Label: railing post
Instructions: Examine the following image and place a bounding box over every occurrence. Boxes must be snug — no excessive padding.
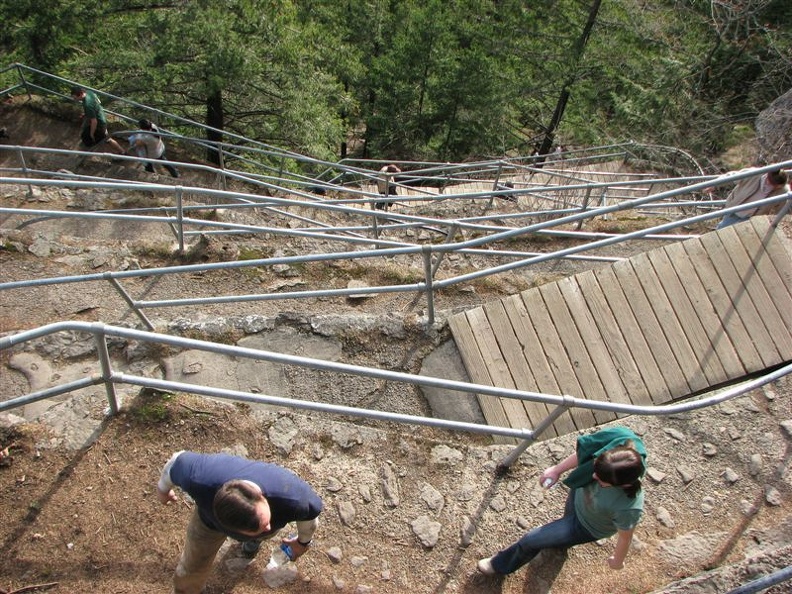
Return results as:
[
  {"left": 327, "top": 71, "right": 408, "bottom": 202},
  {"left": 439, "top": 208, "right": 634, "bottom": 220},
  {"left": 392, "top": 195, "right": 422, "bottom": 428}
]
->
[
  {"left": 422, "top": 245, "right": 435, "bottom": 325},
  {"left": 217, "top": 145, "right": 227, "bottom": 191},
  {"left": 371, "top": 202, "right": 380, "bottom": 242},
  {"left": 218, "top": 144, "right": 226, "bottom": 172},
  {"left": 93, "top": 324, "right": 120, "bottom": 415},
  {"left": 484, "top": 163, "right": 504, "bottom": 212},
  {"left": 600, "top": 189, "right": 609, "bottom": 220},
  {"left": 431, "top": 223, "right": 459, "bottom": 277},
  {"left": 15, "top": 64, "right": 33, "bottom": 101},
  {"left": 575, "top": 187, "right": 593, "bottom": 230},
  {"left": 497, "top": 396, "right": 573, "bottom": 470},
  {"left": 492, "top": 163, "right": 503, "bottom": 191},
  {"left": 16, "top": 147, "right": 34, "bottom": 200},
  {"left": 176, "top": 186, "right": 184, "bottom": 253}
]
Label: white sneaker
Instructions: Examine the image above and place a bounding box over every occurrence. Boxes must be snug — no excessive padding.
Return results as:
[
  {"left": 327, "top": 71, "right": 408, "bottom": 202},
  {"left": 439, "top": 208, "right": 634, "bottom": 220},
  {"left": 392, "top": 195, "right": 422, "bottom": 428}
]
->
[{"left": 477, "top": 557, "right": 497, "bottom": 576}]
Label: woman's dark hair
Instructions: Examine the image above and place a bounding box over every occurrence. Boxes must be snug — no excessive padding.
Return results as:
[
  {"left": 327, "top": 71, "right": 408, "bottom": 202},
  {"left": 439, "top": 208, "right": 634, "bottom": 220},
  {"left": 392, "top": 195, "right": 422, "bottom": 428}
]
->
[
  {"left": 138, "top": 119, "right": 153, "bottom": 130},
  {"left": 593, "top": 442, "right": 644, "bottom": 498},
  {"left": 767, "top": 169, "right": 788, "bottom": 186},
  {"left": 213, "top": 480, "right": 263, "bottom": 533}
]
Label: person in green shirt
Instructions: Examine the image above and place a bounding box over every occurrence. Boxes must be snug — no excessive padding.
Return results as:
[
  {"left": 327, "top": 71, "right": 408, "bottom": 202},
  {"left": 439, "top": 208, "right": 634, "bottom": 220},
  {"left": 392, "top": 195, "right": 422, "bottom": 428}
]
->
[
  {"left": 478, "top": 426, "right": 646, "bottom": 576},
  {"left": 71, "top": 86, "right": 124, "bottom": 154}
]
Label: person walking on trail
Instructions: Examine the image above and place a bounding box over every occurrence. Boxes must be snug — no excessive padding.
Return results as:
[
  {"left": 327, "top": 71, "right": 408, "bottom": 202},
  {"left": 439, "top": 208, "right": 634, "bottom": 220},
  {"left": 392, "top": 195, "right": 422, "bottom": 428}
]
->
[
  {"left": 157, "top": 450, "right": 323, "bottom": 594},
  {"left": 477, "top": 426, "right": 647, "bottom": 576},
  {"left": 717, "top": 168, "right": 790, "bottom": 229},
  {"left": 129, "top": 118, "right": 179, "bottom": 177},
  {"left": 70, "top": 86, "right": 124, "bottom": 154},
  {"left": 375, "top": 163, "right": 401, "bottom": 210}
]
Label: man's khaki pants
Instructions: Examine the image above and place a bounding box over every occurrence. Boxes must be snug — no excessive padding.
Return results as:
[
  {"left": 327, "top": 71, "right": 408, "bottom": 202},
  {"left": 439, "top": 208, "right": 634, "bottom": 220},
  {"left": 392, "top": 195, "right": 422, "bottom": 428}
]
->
[{"left": 173, "top": 510, "right": 230, "bottom": 594}]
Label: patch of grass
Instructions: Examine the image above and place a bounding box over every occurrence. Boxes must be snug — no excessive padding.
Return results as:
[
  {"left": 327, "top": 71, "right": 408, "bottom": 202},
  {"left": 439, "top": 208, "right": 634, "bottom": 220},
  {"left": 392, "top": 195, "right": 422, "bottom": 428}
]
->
[
  {"left": 374, "top": 263, "right": 424, "bottom": 285},
  {"left": 441, "top": 269, "right": 533, "bottom": 297},
  {"left": 238, "top": 246, "right": 271, "bottom": 261},
  {"left": 129, "top": 389, "right": 175, "bottom": 423},
  {"left": 586, "top": 215, "right": 656, "bottom": 234},
  {"left": 239, "top": 266, "right": 263, "bottom": 280}
]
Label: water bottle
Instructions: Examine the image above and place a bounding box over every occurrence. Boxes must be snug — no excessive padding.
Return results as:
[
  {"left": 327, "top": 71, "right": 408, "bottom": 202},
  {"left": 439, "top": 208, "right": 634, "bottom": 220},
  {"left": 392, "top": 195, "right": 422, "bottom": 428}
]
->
[
  {"left": 266, "top": 543, "right": 293, "bottom": 570},
  {"left": 542, "top": 477, "right": 555, "bottom": 489}
]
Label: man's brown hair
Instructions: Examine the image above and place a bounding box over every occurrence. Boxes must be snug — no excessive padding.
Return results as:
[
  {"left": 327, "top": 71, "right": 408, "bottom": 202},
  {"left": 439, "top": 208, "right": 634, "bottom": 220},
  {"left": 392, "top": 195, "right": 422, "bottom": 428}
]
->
[{"left": 213, "top": 480, "right": 263, "bottom": 533}]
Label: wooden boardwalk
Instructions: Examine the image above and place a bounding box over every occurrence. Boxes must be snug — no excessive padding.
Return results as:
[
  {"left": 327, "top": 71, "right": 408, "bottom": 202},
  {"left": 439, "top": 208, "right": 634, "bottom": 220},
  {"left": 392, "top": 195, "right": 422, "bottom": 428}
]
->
[{"left": 448, "top": 217, "right": 792, "bottom": 440}]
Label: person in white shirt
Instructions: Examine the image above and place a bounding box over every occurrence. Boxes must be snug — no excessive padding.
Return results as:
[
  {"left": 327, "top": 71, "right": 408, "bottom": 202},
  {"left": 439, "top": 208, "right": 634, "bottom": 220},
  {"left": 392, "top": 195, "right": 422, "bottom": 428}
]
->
[
  {"left": 375, "top": 163, "right": 401, "bottom": 210},
  {"left": 128, "top": 119, "right": 179, "bottom": 177},
  {"left": 717, "top": 168, "right": 789, "bottom": 229}
]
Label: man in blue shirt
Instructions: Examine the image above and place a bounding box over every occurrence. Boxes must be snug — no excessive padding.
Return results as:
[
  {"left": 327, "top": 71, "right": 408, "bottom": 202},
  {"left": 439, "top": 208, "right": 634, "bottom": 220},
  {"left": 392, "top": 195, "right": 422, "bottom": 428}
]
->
[{"left": 157, "top": 450, "right": 323, "bottom": 594}]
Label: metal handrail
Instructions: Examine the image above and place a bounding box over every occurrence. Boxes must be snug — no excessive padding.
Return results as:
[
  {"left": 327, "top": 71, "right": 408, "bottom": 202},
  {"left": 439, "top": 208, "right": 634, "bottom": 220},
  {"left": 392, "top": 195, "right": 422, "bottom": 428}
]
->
[
  {"left": 723, "top": 565, "right": 792, "bottom": 594},
  {"left": 2, "top": 322, "right": 790, "bottom": 464},
  {"left": 2, "top": 163, "right": 791, "bottom": 327}
]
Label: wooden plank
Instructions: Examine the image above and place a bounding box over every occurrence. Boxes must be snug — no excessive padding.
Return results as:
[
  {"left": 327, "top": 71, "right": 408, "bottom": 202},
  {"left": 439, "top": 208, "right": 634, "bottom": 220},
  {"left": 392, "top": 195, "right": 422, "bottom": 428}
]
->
[
  {"left": 645, "top": 248, "right": 727, "bottom": 385},
  {"left": 556, "top": 275, "right": 633, "bottom": 409},
  {"left": 749, "top": 218, "right": 792, "bottom": 292},
  {"left": 592, "top": 265, "right": 672, "bottom": 404},
  {"left": 575, "top": 270, "right": 660, "bottom": 406},
  {"left": 502, "top": 294, "right": 578, "bottom": 436},
  {"left": 483, "top": 299, "right": 560, "bottom": 438},
  {"left": 519, "top": 288, "right": 598, "bottom": 431},
  {"left": 469, "top": 305, "right": 534, "bottom": 435},
  {"left": 681, "top": 237, "right": 777, "bottom": 369},
  {"left": 733, "top": 223, "right": 792, "bottom": 336},
  {"left": 629, "top": 252, "right": 710, "bottom": 392},
  {"left": 663, "top": 241, "right": 747, "bottom": 379},
  {"left": 716, "top": 226, "right": 792, "bottom": 356},
  {"left": 447, "top": 311, "right": 511, "bottom": 435},
  {"left": 609, "top": 259, "right": 692, "bottom": 396},
  {"left": 540, "top": 281, "right": 617, "bottom": 425},
  {"left": 699, "top": 231, "right": 782, "bottom": 366}
]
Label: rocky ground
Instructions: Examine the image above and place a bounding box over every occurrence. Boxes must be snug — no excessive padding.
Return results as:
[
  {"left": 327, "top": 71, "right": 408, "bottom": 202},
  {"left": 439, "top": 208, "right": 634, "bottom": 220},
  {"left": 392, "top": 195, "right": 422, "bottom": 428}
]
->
[{"left": 1, "top": 102, "right": 791, "bottom": 594}]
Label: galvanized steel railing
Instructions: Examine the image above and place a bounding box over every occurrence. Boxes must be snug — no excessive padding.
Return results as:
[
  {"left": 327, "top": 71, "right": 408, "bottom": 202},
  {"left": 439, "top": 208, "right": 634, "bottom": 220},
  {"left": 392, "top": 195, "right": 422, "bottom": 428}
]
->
[
  {"left": 2, "top": 162, "right": 791, "bottom": 327},
  {"left": 1, "top": 321, "right": 790, "bottom": 469}
]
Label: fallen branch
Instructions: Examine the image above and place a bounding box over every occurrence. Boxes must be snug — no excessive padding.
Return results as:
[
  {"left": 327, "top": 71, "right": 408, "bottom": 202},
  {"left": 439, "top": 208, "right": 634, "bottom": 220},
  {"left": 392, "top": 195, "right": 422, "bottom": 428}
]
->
[{"left": 1, "top": 581, "right": 60, "bottom": 594}]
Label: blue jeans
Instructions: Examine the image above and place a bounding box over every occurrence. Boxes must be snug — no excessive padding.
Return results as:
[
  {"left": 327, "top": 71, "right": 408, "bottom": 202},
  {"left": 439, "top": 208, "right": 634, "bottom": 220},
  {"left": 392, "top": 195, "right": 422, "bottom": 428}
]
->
[
  {"left": 490, "top": 489, "right": 596, "bottom": 574},
  {"left": 717, "top": 212, "right": 745, "bottom": 229}
]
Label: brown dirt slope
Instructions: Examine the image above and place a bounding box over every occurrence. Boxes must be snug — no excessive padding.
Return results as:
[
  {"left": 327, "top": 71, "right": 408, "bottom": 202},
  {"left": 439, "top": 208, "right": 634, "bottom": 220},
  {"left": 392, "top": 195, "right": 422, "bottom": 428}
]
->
[{"left": 1, "top": 99, "right": 792, "bottom": 594}]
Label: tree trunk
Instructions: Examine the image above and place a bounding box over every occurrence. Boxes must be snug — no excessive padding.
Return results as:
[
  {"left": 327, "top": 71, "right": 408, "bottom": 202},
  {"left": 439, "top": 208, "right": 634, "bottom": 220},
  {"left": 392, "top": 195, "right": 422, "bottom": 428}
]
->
[
  {"left": 538, "top": 0, "right": 602, "bottom": 156},
  {"left": 206, "top": 89, "right": 224, "bottom": 166}
]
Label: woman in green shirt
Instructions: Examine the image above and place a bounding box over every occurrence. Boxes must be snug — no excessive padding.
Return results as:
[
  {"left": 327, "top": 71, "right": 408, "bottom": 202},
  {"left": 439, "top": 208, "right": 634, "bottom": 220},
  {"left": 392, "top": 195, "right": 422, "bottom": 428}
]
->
[{"left": 478, "top": 426, "right": 646, "bottom": 576}]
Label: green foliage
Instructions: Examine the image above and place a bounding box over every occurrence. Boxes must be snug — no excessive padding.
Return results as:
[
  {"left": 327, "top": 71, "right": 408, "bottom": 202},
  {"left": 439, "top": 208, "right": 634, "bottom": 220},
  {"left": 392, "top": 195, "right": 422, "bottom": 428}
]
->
[
  {"left": 0, "top": 0, "right": 102, "bottom": 70},
  {"left": 1, "top": 0, "right": 790, "bottom": 164},
  {"left": 130, "top": 389, "right": 174, "bottom": 423}
]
